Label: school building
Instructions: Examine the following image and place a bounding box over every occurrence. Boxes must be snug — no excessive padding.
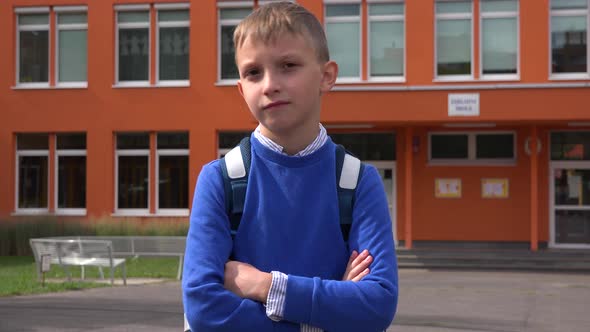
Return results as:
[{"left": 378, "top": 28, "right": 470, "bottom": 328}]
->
[{"left": 1, "top": 0, "right": 589, "bottom": 250}]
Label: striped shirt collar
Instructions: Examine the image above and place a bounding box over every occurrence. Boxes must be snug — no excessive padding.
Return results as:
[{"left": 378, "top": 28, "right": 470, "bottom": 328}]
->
[{"left": 254, "top": 124, "right": 327, "bottom": 157}]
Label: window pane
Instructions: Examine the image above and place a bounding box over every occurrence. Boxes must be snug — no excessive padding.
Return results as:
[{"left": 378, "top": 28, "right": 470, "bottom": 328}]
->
[
  {"left": 437, "top": 19, "right": 471, "bottom": 75},
  {"left": 327, "top": 22, "right": 360, "bottom": 77},
  {"left": 481, "top": 0, "right": 518, "bottom": 12},
  {"left": 551, "top": 16, "right": 587, "bottom": 74},
  {"left": 369, "top": 4, "right": 404, "bottom": 16},
  {"left": 219, "top": 132, "right": 251, "bottom": 149},
  {"left": 19, "top": 31, "right": 49, "bottom": 83},
  {"left": 117, "top": 133, "right": 150, "bottom": 149},
  {"left": 158, "top": 132, "right": 188, "bottom": 149},
  {"left": 118, "top": 29, "right": 149, "bottom": 81},
  {"left": 370, "top": 21, "right": 404, "bottom": 76},
  {"left": 555, "top": 210, "right": 590, "bottom": 244},
  {"left": 159, "top": 156, "right": 188, "bottom": 209},
  {"left": 159, "top": 27, "right": 189, "bottom": 80},
  {"left": 330, "top": 133, "right": 396, "bottom": 160},
  {"left": 59, "top": 30, "right": 87, "bottom": 82},
  {"left": 159, "top": 10, "right": 189, "bottom": 22},
  {"left": 326, "top": 5, "right": 360, "bottom": 17},
  {"left": 18, "top": 156, "right": 48, "bottom": 208},
  {"left": 58, "top": 13, "right": 87, "bottom": 25},
  {"left": 551, "top": 0, "right": 588, "bottom": 10},
  {"left": 551, "top": 132, "right": 590, "bottom": 160},
  {"left": 221, "top": 25, "right": 239, "bottom": 79},
  {"left": 57, "top": 133, "right": 86, "bottom": 149},
  {"left": 118, "top": 11, "right": 149, "bottom": 23},
  {"left": 476, "top": 134, "right": 514, "bottom": 159},
  {"left": 118, "top": 156, "right": 148, "bottom": 209},
  {"left": 482, "top": 18, "right": 517, "bottom": 74},
  {"left": 17, "top": 134, "right": 48, "bottom": 150},
  {"left": 554, "top": 169, "right": 590, "bottom": 206},
  {"left": 58, "top": 156, "right": 86, "bottom": 209},
  {"left": 19, "top": 14, "right": 49, "bottom": 25},
  {"left": 436, "top": 1, "right": 472, "bottom": 14},
  {"left": 431, "top": 135, "right": 469, "bottom": 159},
  {"left": 220, "top": 8, "right": 251, "bottom": 20}
]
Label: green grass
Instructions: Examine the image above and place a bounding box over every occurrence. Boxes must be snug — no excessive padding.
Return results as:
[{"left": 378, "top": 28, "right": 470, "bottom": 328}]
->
[{"left": 0, "top": 256, "right": 180, "bottom": 297}]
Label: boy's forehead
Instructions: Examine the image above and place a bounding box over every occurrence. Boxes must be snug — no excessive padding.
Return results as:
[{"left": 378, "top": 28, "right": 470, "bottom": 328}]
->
[{"left": 237, "top": 31, "right": 318, "bottom": 58}]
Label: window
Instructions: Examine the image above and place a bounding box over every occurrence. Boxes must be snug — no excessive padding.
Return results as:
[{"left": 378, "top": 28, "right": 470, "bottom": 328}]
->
[
  {"left": 429, "top": 132, "right": 515, "bottom": 164},
  {"left": 480, "top": 0, "right": 519, "bottom": 78},
  {"left": 157, "top": 4, "right": 190, "bottom": 84},
  {"left": 550, "top": 0, "right": 589, "bottom": 77},
  {"left": 551, "top": 131, "right": 590, "bottom": 160},
  {"left": 16, "top": 134, "right": 49, "bottom": 212},
  {"left": 116, "top": 133, "right": 150, "bottom": 213},
  {"left": 16, "top": 8, "right": 50, "bottom": 87},
  {"left": 116, "top": 6, "right": 150, "bottom": 85},
  {"left": 56, "top": 8, "right": 88, "bottom": 85},
  {"left": 15, "top": 6, "right": 88, "bottom": 88},
  {"left": 56, "top": 134, "right": 86, "bottom": 214},
  {"left": 436, "top": 1, "right": 473, "bottom": 79},
  {"left": 157, "top": 132, "right": 189, "bottom": 214},
  {"left": 368, "top": 2, "right": 405, "bottom": 80},
  {"left": 330, "top": 133, "right": 396, "bottom": 160},
  {"left": 325, "top": 3, "right": 362, "bottom": 80},
  {"left": 218, "top": 3, "right": 253, "bottom": 82}
]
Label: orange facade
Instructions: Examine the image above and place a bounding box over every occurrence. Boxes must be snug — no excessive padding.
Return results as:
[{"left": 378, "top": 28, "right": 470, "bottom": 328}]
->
[{"left": 1, "top": 0, "right": 590, "bottom": 249}]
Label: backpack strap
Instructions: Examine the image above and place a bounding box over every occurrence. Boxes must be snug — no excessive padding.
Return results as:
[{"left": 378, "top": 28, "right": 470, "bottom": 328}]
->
[
  {"left": 335, "top": 144, "right": 363, "bottom": 243},
  {"left": 219, "top": 137, "right": 251, "bottom": 236}
]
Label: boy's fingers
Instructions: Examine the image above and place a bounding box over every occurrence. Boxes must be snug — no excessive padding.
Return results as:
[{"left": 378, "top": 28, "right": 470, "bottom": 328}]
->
[
  {"left": 349, "top": 254, "right": 372, "bottom": 279},
  {"left": 351, "top": 268, "right": 370, "bottom": 282},
  {"left": 351, "top": 249, "right": 370, "bottom": 269}
]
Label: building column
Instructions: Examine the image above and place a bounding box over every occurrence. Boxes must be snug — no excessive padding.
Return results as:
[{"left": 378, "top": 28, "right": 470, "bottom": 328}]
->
[
  {"left": 404, "top": 127, "right": 413, "bottom": 249},
  {"left": 530, "top": 125, "right": 539, "bottom": 251}
]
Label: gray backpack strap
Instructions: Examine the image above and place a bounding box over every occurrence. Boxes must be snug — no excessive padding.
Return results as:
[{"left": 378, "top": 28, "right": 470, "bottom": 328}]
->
[{"left": 219, "top": 137, "right": 251, "bottom": 236}]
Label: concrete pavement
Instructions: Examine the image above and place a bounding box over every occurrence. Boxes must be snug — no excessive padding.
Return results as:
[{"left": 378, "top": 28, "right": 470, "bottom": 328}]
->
[{"left": 1, "top": 269, "right": 589, "bottom": 331}]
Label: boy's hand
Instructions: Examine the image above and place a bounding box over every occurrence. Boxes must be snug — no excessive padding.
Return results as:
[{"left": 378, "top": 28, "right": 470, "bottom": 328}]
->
[
  {"left": 224, "top": 260, "right": 271, "bottom": 303},
  {"left": 342, "top": 249, "right": 372, "bottom": 282}
]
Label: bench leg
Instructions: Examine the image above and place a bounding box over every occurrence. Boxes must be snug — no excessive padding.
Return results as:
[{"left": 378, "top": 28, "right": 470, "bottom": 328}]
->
[
  {"left": 110, "top": 266, "right": 114, "bottom": 286},
  {"left": 98, "top": 267, "right": 105, "bottom": 280},
  {"left": 122, "top": 263, "right": 127, "bottom": 286},
  {"left": 177, "top": 255, "right": 184, "bottom": 280}
]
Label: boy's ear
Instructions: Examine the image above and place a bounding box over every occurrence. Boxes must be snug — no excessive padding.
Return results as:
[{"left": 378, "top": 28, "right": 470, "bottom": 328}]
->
[
  {"left": 237, "top": 80, "right": 244, "bottom": 97},
  {"left": 320, "top": 60, "right": 338, "bottom": 94}
]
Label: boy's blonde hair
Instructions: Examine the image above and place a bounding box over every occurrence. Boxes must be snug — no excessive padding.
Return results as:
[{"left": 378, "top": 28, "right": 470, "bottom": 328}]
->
[{"left": 233, "top": 2, "right": 329, "bottom": 63}]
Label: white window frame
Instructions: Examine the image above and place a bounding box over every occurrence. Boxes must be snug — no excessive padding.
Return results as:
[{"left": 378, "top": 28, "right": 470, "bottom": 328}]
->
[
  {"left": 217, "top": 1, "right": 253, "bottom": 85},
  {"left": 479, "top": 0, "right": 520, "bottom": 81},
  {"left": 115, "top": 148, "right": 151, "bottom": 215},
  {"left": 325, "top": 0, "right": 363, "bottom": 83},
  {"left": 156, "top": 3, "right": 190, "bottom": 87},
  {"left": 55, "top": 145, "right": 87, "bottom": 216},
  {"left": 428, "top": 131, "right": 517, "bottom": 166},
  {"left": 434, "top": 0, "right": 474, "bottom": 81},
  {"left": 55, "top": 6, "right": 88, "bottom": 88},
  {"left": 156, "top": 147, "right": 189, "bottom": 216},
  {"left": 15, "top": 148, "right": 49, "bottom": 214},
  {"left": 114, "top": 4, "right": 151, "bottom": 87},
  {"left": 549, "top": 0, "right": 590, "bottom": 80},
  {"left": 15, "top": 7, "right": 50, "bottom": 88},
  {"left": 367, "top": 0, "right": 406, "bottom": 82}
]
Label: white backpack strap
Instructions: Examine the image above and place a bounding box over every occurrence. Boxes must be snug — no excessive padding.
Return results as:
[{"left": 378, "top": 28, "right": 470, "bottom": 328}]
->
[
  {"left": 224, "top": 145, "right": 246, "bottom": 179},
  {"left": 339, "top": 154, "right": 361, "bottom": 190}
]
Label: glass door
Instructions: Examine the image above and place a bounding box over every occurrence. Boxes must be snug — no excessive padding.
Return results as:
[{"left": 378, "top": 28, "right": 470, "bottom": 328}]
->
[
  {"left": 366, "top": 161, "right": 397, "bottom": 247},
  {"left": 550, "top": 163, "right": 590, "bottom": 248}
]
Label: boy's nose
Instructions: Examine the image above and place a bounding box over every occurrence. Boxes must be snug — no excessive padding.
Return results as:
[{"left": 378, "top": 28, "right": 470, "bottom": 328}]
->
[{"left": 262, "top": 71, "right": 281, "bottom": 96}]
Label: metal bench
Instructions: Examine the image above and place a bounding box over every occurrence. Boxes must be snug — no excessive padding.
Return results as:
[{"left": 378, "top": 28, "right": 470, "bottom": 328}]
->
[
  {"left": 50, "top": 236, "right": 186, "bottom": 280},
  {"left": 30, "top": 238, "right": 127, "bottom": 285}
]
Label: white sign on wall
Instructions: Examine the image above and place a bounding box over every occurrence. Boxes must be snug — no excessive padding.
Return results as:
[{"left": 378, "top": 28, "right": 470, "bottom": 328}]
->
[{"left": 448, "top": 93, "right": 480, "bottom": 117}]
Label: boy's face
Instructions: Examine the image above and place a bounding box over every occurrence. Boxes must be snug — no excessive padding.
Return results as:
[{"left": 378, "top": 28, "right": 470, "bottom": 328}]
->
[{"left": 236, "top": 32, "right": 337, "bottom": 139}]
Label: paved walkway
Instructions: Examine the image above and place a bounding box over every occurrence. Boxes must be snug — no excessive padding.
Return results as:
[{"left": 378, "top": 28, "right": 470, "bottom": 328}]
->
[{"left": 1, "top": 269, "right": 589, "bottom": 331}]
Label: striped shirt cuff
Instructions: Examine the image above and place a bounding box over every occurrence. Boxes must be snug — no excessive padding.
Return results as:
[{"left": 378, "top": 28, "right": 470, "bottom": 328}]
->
[
  {"left": 266, "top": 271, "right": 288, "bottom": 322},
  {"left": 301, "top": 324, "right": 323, "bottom": 332}
]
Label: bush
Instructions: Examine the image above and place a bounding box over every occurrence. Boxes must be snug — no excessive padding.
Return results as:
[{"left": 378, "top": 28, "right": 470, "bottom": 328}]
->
[{"left": 0, "top": 217, "right": 189, "bottom": 256}]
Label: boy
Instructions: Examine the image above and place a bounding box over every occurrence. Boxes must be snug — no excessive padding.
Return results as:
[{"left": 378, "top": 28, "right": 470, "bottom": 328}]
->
[{"left": 182, "top": 2, "right": 398, "bottom": 331}]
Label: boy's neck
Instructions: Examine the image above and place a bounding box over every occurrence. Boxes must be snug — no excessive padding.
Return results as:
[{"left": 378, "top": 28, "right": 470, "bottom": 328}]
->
[{"left": 258, "top": 123, "right": 321, "bottom": 156}]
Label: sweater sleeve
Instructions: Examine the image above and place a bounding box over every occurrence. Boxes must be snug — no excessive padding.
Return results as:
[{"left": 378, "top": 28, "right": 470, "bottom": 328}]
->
[
  {"left": 282, "top": 165, "right": 399, "bottom": 332},
  {"left": 182, "top": 162, "right": 298, "bottom": 332}
]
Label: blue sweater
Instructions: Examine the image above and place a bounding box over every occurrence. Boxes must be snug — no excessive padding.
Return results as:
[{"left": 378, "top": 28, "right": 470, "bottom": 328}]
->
[{"left": 183, "top": 135, "right": 398, "bottom": 332}]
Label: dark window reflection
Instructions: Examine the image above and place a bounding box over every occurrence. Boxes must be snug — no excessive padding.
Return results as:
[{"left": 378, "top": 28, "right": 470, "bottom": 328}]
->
[
  {"left": 58, "top": 156, "right": 86, "bottom": 209},
  {"left": 18, "top": 156, "right": 48, "bottom": 208},
  {"left": 159, "top": 156, "right": 188, "bottom": 209},
  {"left": 118, "top": 156, "right": 148, "bottom": 209},
  {"left": 159, "top": 27, "right": 189, "bottom": 80},
  {"left": 19, "top": 31, "right": 49, "bottom": 83},
  {"left": 119, "top": 29, "right": 149, "bottom": 81}
]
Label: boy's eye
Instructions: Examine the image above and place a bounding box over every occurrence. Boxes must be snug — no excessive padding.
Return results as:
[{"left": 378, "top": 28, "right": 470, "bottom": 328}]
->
[
  {"left": 243, "top": 68, "right": 260, "bottom": 78},
  {"left": 283, "top": 62, "right": 297, "bottom": 70}
]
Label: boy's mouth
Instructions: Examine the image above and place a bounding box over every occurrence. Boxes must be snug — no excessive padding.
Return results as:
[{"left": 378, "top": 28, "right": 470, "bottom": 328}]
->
[{"left": 263, "top": 101, "right": 290, "bottom": 110}]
